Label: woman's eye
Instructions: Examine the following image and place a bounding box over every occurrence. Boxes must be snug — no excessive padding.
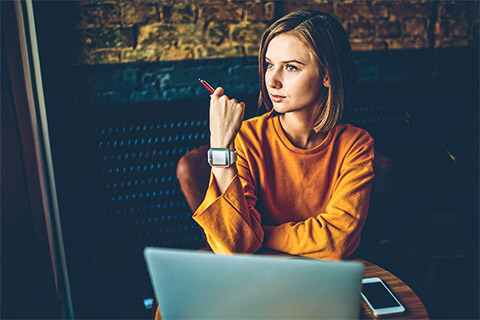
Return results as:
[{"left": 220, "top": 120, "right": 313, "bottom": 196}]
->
[
  {"left": 266, "top": 62, "right": 274, "bottom": 69},
  {"left": 286, "top": 64, "right": 298, "bottom": 71}
]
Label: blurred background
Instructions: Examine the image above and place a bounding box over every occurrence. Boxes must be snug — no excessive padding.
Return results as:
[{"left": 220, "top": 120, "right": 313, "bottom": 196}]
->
[{"left": 2, "top": 0, "right": 478, "bottom": 319}]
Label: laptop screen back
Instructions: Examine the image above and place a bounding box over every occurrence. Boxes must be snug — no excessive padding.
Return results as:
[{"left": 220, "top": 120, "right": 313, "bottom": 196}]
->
[{"left": 144, "top": 247, "right": 364, "bottom": 319}]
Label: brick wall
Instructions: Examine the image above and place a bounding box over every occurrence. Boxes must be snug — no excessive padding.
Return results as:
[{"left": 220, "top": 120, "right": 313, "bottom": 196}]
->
[{"left": 74, "top": 0, "right": 479, "bottom": 65}]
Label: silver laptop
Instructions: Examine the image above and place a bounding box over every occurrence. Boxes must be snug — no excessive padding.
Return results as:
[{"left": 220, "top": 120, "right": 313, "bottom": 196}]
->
[{"left": 144, "top": 247, "right": 364, "bottom": 319}]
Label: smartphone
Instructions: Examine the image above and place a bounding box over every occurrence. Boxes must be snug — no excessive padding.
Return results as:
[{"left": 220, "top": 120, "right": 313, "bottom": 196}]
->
[{"left": 361, "top": 277, "right": 405, "bottom": 317}]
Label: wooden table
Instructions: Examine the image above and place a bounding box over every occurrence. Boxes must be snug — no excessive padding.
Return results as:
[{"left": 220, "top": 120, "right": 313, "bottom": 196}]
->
[
  {"left": 154, "top": 254, "right": 429, "bottom": 320},
  {"left": 360, "top": 259, "right": 429, "bottom": 319}
]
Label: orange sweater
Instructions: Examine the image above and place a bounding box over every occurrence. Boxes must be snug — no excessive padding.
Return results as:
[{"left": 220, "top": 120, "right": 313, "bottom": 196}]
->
[{"left": 193, "top": 112, "right": 374, "bottom": 259}]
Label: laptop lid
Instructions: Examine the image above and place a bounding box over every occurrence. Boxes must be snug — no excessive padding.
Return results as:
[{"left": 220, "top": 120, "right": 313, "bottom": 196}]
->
[{"left": 144, "top": 247, "right": 364, "bottom": 319}]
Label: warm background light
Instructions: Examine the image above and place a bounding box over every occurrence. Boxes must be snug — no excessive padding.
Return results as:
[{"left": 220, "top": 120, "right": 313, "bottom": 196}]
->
[{"left": 73, "top": 0, "right": 479, "bottom": 65}]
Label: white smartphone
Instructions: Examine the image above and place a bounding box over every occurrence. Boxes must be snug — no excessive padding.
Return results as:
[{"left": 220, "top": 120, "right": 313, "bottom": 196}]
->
[{"left": 361, "top": 277, "right": 405, "bottom": 317}]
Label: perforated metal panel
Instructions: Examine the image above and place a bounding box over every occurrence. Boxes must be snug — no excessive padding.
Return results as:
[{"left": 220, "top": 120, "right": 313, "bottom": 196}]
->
[
  {"left": 349, "top": 98, "right": 453, "bottom": 147},
  {"left": 345, "top": 82, "right": 459, "bottom": 151},
  {"left": 96, "top": 118, "right": 209, "bottom": 250}
]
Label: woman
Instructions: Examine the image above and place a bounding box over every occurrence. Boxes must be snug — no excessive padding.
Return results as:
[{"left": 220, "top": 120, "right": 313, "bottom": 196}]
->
[{"left": 193, "top": 10, "right": 374, "bottom": 260}]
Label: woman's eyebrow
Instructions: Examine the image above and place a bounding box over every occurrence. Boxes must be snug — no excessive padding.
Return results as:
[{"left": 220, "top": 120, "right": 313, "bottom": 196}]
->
[{"left": 265, "top": 57, "right": 305, "bottom": 65}]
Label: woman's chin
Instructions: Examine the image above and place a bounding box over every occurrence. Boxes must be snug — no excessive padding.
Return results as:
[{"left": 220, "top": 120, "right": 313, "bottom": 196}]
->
[{"left": 272, "top": 104, "right": 287, "bottom": 114}]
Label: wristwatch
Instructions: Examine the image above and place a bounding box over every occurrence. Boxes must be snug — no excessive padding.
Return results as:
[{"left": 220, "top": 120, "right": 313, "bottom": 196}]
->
[{"left": 207, "top": 148, "right": 237, "bottom": 167}]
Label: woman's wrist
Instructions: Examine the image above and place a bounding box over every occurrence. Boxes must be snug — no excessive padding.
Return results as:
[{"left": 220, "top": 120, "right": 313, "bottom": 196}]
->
[{"left": 210, "top": 138, "right": 235, "bottom": 150}]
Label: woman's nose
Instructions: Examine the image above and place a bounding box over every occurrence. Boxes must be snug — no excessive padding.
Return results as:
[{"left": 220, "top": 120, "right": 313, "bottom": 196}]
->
[{"left": 267, "top": 70, "right": 282, "bottom": 89}]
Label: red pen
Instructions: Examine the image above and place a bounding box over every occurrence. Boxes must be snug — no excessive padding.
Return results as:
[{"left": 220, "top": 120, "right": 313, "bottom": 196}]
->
[{"left": 199, "top": 78, "right": 215, "bottom": 94}]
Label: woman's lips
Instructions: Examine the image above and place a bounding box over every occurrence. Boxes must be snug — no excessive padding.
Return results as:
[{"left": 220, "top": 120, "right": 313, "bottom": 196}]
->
[{"left": 270, "top": 94, "right": 286, "bottom": 103}]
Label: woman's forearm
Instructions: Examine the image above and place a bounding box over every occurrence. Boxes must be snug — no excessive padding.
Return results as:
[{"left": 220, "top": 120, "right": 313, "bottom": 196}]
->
[{"left": 208, "top": 85, "right": 245, "bottom": 195}]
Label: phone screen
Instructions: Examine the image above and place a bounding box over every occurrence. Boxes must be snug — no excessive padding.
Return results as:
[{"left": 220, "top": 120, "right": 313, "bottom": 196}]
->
[{"left": 362, "top": 282, "right": 401, "bottom": 309}]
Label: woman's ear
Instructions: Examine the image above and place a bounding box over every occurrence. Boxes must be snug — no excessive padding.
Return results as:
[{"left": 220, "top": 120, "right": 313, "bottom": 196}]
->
[{"left": 323, "top": 75, "right": 330, "bottom": 88}]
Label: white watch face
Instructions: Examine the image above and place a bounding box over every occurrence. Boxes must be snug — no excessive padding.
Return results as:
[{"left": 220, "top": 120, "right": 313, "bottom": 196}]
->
[{"left": 210, "top": 149, "right": 229, "bottom": 166}]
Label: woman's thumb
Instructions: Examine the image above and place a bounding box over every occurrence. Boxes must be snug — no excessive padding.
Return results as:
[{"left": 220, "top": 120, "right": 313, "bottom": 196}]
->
[{"left": 213, "top": 87, "right": 224, "bottom": 97}]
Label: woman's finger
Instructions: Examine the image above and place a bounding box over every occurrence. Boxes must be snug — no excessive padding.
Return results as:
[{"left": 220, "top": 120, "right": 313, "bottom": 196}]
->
[{"left": 212, "top": 87, "right": 224, "bottom": 97}]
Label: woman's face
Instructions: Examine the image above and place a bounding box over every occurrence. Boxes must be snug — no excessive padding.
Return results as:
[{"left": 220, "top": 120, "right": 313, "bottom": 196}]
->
[{"left": 264, "top": 31, "right": 327, "bottom": 115}]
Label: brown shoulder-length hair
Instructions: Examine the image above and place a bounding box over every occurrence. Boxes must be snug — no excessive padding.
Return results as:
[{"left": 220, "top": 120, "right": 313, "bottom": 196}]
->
[{"left": 258, "top": 10, "right": 357, "bottom": 133}]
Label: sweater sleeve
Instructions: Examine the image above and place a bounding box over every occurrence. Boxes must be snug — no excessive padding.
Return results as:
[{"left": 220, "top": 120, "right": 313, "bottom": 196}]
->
[
  {"left": 263, "top": 137, "right": 375, "bottom": 260},
  {"left": 192, "top": 150, "right": 264, "bottom": 254}
]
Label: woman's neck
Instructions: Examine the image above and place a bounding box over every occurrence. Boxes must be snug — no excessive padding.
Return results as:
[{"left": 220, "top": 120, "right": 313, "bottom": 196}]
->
[{"left": 279, "top": 112, "right": 327, "bottom": 149}]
